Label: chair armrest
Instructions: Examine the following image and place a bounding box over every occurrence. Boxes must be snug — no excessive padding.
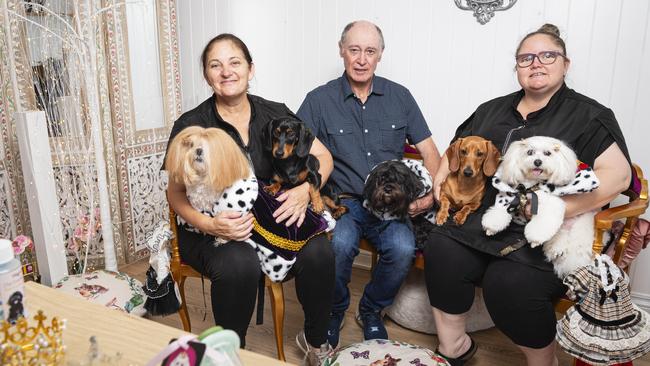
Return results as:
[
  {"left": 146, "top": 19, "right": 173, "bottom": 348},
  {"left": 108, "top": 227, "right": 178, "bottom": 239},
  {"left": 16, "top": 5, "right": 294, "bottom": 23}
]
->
[
  {"left": 592, "top": 194, "right": 649, "bottom": 255},
  {"left": 594, "top": 197, "right": 649, "bottom": 231}
]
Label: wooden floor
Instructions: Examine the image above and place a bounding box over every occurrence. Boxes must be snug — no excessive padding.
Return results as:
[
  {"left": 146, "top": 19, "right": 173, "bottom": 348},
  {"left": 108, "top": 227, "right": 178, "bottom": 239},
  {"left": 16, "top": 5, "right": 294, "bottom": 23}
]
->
[{"left": 121, "top": 259, "right": 650, "bottom": 366}]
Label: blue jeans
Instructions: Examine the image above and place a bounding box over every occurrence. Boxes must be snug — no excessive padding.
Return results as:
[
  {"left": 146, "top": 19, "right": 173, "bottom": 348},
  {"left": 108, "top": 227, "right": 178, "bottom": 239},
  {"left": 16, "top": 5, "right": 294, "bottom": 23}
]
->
[{"left": 332, "top": 198, "right": 416, "bottom": 314}]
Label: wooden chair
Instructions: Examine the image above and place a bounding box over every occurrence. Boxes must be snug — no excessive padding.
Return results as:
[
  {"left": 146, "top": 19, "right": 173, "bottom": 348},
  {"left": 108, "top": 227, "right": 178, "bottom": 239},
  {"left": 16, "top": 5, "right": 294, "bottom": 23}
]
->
[{"left": 168, "top": 207, "right": 287, "bottom": 361}]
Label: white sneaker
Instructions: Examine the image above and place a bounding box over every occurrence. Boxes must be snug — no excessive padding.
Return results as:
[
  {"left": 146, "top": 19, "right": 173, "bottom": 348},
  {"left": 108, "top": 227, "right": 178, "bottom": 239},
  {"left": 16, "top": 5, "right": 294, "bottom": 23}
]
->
[{"left": 296, "top": 330, "right": 333, "bottom": 366}]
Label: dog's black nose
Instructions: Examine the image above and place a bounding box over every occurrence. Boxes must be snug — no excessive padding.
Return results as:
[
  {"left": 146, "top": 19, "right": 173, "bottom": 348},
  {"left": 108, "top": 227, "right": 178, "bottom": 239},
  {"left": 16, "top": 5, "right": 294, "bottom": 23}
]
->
[
  {"left": 274, "top": 150, "right": 284, "bottom": 158},
  {"left": 463, "top": 167, "right": 473, "bottom": 177},
  {"left": 534, "top": 159, "right": 542, "bottom": 167},
  {"left": 196, "top": 148, "right": 203, "bottom": 156}
]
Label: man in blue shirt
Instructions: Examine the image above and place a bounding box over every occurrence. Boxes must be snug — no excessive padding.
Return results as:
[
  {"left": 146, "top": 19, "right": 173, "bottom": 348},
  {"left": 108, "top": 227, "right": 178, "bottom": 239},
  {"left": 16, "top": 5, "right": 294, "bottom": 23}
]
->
[{"left": 297, "top": 20, "right": 441, "bottom": 348}]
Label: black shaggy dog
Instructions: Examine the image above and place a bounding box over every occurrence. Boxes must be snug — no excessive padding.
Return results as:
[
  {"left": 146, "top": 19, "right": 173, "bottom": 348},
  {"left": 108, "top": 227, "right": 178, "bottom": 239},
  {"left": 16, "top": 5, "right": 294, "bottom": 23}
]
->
[
  {"left": 263, "top": 117, "right": 347, "bottom": 218},
  {"left": 363, "top": 160, "right": 425, "bottom": 221}
]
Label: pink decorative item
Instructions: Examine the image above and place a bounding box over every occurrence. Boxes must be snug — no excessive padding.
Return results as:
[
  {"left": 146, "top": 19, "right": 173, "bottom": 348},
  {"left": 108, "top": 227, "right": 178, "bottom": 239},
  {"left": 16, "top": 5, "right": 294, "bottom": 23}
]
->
[
  {"left": 11, "top": 235, "right": 33, "bottom": 256},
  {"left": 10, "top": 235, "right": 38, "bottom": 280},
  {"left": 68, "top": 209, "right": 103, "bottom": 274},
  {"left": 606, "top": 218, "right": 650, "bottom": 269}
]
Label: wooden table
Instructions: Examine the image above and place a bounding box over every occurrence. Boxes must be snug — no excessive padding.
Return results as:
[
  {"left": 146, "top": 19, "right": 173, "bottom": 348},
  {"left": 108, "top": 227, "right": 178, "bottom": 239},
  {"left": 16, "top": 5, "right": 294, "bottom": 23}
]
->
[{"left": 24, "top": 281, "right": 293, "bottom": 365}]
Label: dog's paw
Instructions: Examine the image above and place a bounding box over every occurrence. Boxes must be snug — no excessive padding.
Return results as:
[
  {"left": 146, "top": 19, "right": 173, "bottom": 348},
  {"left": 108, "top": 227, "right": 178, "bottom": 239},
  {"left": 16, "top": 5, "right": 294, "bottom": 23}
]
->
[
  {"left": 331, "top": 205, "right": 348, "bottom": 219},
  {"left": 453, "top": 211, "right": 468, "bottom": 225},
  {"left": 435, "top": 210, "right": 448, "bottom": 226},
  {"left": 263, "top": 184, "right": 281, "bottom": 196},
  {"left": 484, "top": 229, "right": 497, "bottom": 236},
  {"left": 524, "top": 222, "right": 554, "bottom": 248},
  {"left": 481, "top": 207, "right": 511, "bottom": 235}
]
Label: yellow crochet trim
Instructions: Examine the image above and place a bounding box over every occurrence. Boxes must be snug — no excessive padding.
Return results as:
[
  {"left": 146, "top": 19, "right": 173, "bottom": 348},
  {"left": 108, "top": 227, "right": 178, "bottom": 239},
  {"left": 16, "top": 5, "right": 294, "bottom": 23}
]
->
[{"left": 252, "top": 219, "right": 317, "bottom": 251}]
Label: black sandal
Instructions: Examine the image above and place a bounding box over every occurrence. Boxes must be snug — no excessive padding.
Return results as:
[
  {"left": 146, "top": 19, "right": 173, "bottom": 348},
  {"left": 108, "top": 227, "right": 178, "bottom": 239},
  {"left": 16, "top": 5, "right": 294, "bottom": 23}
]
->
[{"left": 434, "top": 337, "right": 478, "bottom": 366}]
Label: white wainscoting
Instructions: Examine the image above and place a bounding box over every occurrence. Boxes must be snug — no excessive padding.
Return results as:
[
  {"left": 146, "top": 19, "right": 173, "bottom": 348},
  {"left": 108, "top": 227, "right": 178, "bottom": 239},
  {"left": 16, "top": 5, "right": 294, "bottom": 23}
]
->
[{"left": 176, "top": 0, "right": 650, "bottom": 308}]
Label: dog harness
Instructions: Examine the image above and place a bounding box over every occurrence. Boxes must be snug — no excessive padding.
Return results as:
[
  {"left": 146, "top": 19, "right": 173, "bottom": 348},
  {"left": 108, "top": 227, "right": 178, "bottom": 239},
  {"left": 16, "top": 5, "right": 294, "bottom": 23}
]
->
[
  {"left": 490, "top": 162, "right": 600, "bottom": 225},
  {"left": 363, "top": 159, "right": 435, "bottom": 222}
]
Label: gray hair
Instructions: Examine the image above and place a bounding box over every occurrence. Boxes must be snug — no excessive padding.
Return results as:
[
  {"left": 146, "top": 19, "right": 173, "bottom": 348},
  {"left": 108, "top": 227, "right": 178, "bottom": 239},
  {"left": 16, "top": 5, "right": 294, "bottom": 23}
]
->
[{"left": 339, "top": 21, "right": 385, "bottom": 50}]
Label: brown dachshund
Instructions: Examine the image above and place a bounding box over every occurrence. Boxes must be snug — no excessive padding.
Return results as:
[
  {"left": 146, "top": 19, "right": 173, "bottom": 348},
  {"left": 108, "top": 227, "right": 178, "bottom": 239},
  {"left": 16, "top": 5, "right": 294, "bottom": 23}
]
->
[
  {"left": 263, "top": 117, "right": 347, "bottom": 218},
  {"left": 435, "top": 136, "right": 500, "bottom": 225}
]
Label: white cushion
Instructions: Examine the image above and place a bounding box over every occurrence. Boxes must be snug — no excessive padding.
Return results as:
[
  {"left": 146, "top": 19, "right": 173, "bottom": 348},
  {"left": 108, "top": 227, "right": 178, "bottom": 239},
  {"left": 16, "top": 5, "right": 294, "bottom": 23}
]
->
[
  {"left": 54, "top": 269, "right": 146, "bottom": 317},
  {"left": 325, "top": 339, "right": 448, "bottom": 365}
]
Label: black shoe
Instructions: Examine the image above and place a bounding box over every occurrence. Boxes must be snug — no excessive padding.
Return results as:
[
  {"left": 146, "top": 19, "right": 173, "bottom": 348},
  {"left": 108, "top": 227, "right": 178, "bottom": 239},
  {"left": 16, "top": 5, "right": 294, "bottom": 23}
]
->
[
  {"left": 356, "top": 311, "right": 388, "bottom": 341},
  {"left": 434, "top": 337, "right": 477, "bottom": 366},
  {"left": 326, "top": 311, "right": 345, "bottom": 349}
]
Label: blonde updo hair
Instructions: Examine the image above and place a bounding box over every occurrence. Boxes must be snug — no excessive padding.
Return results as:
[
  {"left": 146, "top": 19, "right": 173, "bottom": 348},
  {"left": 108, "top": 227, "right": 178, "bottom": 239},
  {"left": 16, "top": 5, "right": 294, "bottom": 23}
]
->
[{"left": 516, "top": 23, "right": 567, "bottom": 56}]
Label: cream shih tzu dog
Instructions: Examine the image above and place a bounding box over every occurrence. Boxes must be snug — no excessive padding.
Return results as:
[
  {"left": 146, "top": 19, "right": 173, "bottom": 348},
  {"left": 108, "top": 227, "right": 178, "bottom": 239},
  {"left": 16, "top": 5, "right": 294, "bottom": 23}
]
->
[
  {"left": 165, "top": 126, "right": 258, "bottom": 240},
  {"left": 481, "top": 136, "right": 600, "bottom": 277}
]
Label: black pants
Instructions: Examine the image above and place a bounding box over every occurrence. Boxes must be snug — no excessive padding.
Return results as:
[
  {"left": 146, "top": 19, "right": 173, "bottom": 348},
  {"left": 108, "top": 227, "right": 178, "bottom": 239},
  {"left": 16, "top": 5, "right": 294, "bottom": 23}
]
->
[
  {"left": 179, "top": 229, "right": 334, "bottom": 347},
  {"left": 423, "top": 232, "right": 565, "bottom": 349}
]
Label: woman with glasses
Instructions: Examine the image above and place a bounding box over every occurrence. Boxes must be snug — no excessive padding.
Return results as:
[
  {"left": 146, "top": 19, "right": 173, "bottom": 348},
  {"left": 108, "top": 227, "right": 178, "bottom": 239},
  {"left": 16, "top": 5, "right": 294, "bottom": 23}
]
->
[{"left": 424, "top": 24, "right": 632, "bottom": 366}]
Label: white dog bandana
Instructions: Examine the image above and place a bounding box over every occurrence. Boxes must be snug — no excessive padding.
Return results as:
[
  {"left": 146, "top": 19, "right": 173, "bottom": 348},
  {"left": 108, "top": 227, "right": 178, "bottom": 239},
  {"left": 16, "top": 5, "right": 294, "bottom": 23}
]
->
[{"left": 490, "top": 163, "right": 600, "bottom": 225}]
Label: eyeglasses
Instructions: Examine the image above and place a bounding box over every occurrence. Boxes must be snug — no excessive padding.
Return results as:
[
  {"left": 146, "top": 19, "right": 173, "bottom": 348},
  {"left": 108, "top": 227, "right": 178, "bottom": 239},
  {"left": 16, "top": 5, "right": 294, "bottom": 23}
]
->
[{"left": 515, "top": 51, "right": 567, "bottom": 68}]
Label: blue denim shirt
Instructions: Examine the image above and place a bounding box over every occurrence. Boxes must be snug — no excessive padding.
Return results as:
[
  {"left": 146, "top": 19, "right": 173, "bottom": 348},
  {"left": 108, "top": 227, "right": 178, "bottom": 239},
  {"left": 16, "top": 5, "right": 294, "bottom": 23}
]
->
[{"left": 297, "top": 73, "right": 431, "bottom": 195}]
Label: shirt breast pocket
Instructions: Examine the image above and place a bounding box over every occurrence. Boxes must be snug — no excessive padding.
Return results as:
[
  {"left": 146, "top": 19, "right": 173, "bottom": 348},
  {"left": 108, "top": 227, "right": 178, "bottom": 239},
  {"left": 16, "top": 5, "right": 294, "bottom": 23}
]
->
[
  {"left": 325, "top": 122, "right": 355, "bottom": 157},
  {"left": 379, "top": 119, "right": 407, "bottom": 153}
]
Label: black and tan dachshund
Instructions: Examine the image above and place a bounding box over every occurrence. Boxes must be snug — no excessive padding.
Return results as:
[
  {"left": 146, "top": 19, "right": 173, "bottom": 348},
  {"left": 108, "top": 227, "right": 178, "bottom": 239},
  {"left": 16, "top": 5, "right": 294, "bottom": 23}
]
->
[{"left": 263, "top": 117, "right": 347, "bottom": 218}]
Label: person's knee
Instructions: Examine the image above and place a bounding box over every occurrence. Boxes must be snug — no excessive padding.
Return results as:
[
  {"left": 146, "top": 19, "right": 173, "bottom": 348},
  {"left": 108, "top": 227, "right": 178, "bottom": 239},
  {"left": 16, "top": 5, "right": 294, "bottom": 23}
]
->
[
  {"left": 331, "top": 224, "right": 361, "bottom": 257},
  {"left": 380, "top": 222, "right": 415, "bottom": 259},
  {"left": 482, "top": 264, "right": 538, "bottom": 303},
  {"left": 206, "top": 243, "right": 259, "bottom": 284},
  {"left": 482, "top": 268, "right": 558, "bottom": 348},
  {"left": 299, "top": 235, "right": 335, "bottom": 270}
]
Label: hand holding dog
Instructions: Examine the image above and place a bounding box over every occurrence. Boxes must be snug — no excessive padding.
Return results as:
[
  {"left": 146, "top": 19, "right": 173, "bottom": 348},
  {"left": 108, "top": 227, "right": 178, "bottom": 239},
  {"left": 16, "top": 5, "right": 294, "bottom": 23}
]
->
[
  {"left": 273, "top": 182, "right": 311, "bottom": 227},
  {"left": 409, "top": 191, "right": 435, "bottom": 217},
  {"left": 432, "top": 163, "right": 450, "bottom": 202},
  {"left": 201, "top": 211, "right": 254, "bottom": 242}
]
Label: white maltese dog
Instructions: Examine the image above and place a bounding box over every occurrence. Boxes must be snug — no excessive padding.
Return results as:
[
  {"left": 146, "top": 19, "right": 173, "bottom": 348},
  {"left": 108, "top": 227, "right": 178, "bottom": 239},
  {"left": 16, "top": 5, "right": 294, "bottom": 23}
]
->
[
  {"left": 165, "top": 126, "right": 258, "bottom": 243},
  {"left": 481, "top": 136, "right": 600, "bottom": 277}
]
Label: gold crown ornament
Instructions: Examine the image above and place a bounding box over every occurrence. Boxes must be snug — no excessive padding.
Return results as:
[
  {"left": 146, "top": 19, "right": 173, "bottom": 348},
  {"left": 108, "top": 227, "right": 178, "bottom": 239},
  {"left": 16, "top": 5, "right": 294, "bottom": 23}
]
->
[{"left": 0, "top": 310, "right": 66, "bottom": 365}]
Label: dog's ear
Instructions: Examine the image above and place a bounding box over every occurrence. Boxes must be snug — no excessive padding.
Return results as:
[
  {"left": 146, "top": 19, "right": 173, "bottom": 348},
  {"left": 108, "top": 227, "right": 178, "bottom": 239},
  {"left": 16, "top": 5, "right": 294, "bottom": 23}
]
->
[
  {"left": 446, "top": 138, "right": 462, "bottom": 173},
  {"left": 404, "top": 170, "right": 425, "bottom": 201},
  {"left": 482, "top": 140, "right": 501, "bottom": 177},
  {"left": 499, "top": 139, "right": 527, "bottom": 185},
  {"left": 206, "top": 128, "right": 251, "bottom": 192},
  {"left": 165, "top": 126, "right": 196, "bottom": 184},
  {"left": 262, "top": 119, "right": 276, "bottom": 152},
  {"left": 362, "top": 166, "right": 380, "bottom": 202},
  {"left": 548, "top": 140, "right": 578, "bottom": 185},
  {"left": 295, "top": 122, "right": 315, "bottom": 158}
]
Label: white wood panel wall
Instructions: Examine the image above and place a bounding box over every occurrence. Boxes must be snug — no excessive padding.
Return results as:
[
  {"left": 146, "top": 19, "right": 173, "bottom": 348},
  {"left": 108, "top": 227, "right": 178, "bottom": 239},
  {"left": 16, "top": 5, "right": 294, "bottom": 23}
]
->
[{"left": 176, "top": 0, "right": 650, "bottom": 309}]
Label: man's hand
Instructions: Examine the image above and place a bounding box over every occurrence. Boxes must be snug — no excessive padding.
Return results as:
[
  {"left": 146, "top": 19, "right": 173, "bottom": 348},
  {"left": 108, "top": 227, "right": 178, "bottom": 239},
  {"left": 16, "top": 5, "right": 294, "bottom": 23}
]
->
[
  {"left": 409, "top": 191, "right": 435, "bottom": 217},
  {"left": 273, "top": 182, "right": 311, "bottom": 227}
]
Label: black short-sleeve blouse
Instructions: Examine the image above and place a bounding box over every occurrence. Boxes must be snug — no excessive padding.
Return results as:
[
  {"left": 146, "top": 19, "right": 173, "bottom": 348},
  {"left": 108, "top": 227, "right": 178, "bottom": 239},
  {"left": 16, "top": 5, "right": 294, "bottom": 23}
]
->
[{"left": 434, "top": 84, "right": 632, "bottom": 270}]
